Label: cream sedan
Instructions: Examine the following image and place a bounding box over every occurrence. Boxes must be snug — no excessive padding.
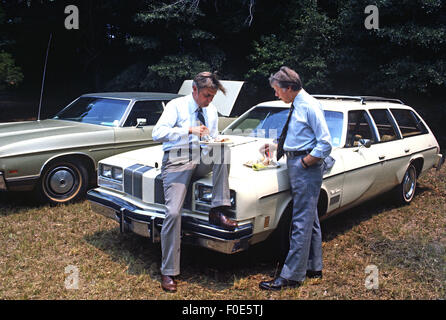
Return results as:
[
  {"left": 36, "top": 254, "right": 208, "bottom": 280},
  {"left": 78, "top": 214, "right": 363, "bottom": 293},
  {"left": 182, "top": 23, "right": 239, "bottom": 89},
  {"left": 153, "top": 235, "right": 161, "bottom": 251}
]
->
[{"left": 87, "top": 95, "right": 443, "bottom": 255}]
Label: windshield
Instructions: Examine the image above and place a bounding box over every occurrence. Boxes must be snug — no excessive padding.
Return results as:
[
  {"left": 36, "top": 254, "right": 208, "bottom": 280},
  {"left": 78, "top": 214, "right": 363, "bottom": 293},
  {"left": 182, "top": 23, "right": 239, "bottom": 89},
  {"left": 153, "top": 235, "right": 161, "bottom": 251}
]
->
[
  {"left": 223, "top": 106, "right": 344, "bottom": 147},
  {"left": 223, "top": 106, "right": 288, "bottom": 139},
  {"left": 53, "top": 97, "right": 130, "bottom": 127}
]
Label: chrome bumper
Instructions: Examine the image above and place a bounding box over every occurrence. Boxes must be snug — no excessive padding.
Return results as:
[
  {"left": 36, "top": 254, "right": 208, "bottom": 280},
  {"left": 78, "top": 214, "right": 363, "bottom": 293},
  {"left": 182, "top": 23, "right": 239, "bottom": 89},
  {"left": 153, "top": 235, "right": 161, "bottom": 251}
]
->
[
  {"left": 87, "top": 189, "right": 253, "bottom": 254},
  {"left": 435, "top": 154, "right": 444, "bottom": 171}
]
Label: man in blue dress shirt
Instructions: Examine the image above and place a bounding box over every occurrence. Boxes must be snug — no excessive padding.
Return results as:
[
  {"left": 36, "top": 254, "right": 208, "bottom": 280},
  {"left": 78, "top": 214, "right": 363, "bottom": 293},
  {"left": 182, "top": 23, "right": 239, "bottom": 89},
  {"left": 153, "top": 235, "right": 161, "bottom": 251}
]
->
[
  {"left": 259, "top": 66, "right": 332, "bottom": 290},
  {"left": 152, "top": 71, "right": 237, "bottom": 292}
]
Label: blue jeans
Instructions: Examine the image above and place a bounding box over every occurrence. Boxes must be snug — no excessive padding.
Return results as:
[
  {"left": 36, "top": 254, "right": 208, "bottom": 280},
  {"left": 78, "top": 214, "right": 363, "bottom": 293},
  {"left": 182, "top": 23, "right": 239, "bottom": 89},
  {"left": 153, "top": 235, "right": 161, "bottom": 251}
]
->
[{"left": 280, "top": 155, "right": 323, "bottom": 282}]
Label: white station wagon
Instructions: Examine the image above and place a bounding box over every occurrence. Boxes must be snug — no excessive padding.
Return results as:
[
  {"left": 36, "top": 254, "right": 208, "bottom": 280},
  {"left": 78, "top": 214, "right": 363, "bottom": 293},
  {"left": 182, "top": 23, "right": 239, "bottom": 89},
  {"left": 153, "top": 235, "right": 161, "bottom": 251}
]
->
[{"left": 87, "top": 95, "right": 443, "bottom": 255}]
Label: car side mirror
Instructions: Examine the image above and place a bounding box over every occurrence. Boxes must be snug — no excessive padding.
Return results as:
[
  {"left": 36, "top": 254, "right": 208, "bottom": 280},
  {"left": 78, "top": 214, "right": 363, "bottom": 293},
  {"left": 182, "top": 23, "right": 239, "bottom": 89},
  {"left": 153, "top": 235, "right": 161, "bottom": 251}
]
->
[
  {"left": 359, "top": 139, "right": 372, "bottom": 148},
  {"left": 136, "top": 118, "right": 147, "bottom": 128}
]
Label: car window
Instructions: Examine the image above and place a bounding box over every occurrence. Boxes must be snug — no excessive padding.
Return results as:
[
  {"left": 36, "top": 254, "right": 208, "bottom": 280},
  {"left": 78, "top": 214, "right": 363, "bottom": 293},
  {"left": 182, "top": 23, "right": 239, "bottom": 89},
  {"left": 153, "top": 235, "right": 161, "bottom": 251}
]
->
[
  {"left": 345, "top": 110, "right": 376, "bottom": 147},
  {"left": 53, "top": 97, "right": 130, "bottom": 127},
  {"left": 324, "top": 111, "right": 343, "bottom": 147},
  {"left": 369, "top": 109, "right": 400, "bottom": 142},
  {"left": 390, "top": 108, "right": 428, "bottom": 137},
  {"left": 123, "top": 100, "right": 166, "bottom": 127}
]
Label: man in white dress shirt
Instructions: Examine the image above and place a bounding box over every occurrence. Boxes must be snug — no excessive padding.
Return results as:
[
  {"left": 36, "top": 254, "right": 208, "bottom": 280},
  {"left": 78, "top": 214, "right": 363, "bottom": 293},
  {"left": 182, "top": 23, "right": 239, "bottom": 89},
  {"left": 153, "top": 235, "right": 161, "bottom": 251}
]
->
[{"left": 152, "top": 71, "right": 237, "bottom": 292}]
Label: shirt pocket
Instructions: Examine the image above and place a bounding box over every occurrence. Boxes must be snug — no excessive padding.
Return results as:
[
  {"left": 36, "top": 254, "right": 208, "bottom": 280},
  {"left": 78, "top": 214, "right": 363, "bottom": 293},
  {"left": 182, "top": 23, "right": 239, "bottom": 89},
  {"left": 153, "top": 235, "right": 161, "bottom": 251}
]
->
[
  {"left": 294, "top": 109, "right": 308, "bottom": 125},
  {"left": 175, "top": 112, "right": 193, "bottom": 128}
]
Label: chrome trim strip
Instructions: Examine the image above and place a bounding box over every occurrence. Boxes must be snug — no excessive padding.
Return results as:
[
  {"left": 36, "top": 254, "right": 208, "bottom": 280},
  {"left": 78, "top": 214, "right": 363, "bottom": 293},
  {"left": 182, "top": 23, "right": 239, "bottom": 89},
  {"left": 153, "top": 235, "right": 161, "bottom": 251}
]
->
[
  {"left": 5, "top": 174, "right": 41, "bottom": 182},
  {"left": 98, "top": 177, "right": 123, "bottom": 191},
  {"left": 39, "top": 151, "right": 97, "bottom": 175}
]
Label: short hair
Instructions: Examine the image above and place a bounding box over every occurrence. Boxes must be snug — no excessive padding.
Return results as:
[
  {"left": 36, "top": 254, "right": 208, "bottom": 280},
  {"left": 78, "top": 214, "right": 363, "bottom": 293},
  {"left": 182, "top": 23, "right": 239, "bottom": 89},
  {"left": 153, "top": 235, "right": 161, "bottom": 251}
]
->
[
  {"left": 193, "top": 71, "right": 226, "bottom": 95},
  {"left": 269, "top": 66, "right": 302, "bottom": 91}
]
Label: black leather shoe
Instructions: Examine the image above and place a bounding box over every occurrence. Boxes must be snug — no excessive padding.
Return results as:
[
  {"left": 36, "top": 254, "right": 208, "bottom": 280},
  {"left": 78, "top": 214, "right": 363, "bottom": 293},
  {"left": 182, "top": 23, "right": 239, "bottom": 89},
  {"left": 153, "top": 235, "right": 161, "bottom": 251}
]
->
[
  {"left": 209, "top": 207, "right": 238, "bottom": 230},
  {"left": 259, "top": 276, "right": 302, "bottom": 291},
  {"left": 306, "top": 270, "right": 323, "bottom": 279}
]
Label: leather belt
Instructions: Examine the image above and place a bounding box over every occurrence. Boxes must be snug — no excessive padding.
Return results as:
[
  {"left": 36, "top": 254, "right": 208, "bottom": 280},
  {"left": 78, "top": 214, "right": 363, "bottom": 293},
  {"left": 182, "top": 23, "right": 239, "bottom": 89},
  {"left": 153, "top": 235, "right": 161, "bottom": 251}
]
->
[{"left": 285, "top": 150, "right": 311, "bottom": 158}]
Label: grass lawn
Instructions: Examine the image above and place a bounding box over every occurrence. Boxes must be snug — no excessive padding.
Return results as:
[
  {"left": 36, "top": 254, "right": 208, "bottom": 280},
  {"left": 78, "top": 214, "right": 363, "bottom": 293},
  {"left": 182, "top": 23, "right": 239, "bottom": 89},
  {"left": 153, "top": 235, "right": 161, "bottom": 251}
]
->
[{"left": 0, "top": 165, "right": 444, "bottom": 300}]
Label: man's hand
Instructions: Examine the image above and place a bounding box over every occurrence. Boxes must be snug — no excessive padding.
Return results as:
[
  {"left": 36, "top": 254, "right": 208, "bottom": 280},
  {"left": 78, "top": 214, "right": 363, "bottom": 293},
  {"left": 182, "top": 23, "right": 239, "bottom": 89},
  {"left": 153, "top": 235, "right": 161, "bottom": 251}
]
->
[
  {"left": 301, "top": 154, "right": 321, "bottom": 168},
  {"left": 189, "top": 125, "right": 210, "bottom": 137},
  {"left": 259, "top": 143, "right": 277, "bottom": 158}
]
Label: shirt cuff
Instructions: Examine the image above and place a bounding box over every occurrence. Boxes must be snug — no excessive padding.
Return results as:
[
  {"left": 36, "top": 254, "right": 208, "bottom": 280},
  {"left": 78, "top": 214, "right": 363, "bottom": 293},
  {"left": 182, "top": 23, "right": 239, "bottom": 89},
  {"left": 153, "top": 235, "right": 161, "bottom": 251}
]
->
[{"left": 310, "top": 148, "right": 329, "bottom": 159}]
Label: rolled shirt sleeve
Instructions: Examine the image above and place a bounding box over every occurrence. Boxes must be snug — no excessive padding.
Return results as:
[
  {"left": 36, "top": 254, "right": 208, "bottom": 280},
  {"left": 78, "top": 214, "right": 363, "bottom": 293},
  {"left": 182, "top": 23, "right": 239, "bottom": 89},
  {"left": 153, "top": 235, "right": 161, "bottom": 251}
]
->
[{"left": 307, "top": 104, "right": 332, "bottom": 159}]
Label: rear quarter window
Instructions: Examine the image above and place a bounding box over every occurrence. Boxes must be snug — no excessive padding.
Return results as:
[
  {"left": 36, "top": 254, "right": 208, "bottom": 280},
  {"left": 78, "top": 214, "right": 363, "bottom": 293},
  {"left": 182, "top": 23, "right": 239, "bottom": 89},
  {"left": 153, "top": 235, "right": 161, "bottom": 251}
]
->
[{"left": 390, "top": 108, "right": 428, "bottom": 137}]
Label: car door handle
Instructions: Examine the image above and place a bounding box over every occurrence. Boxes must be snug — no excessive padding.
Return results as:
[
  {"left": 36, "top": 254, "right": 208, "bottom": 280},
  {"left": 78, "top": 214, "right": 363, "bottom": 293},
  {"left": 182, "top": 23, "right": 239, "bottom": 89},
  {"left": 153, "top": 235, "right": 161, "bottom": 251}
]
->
[
  {"left": 379, "top": 155, "right": 386, "bottom": 160},
  {"left": 404, "top": 148, "right": 410, "bottom": 153}
]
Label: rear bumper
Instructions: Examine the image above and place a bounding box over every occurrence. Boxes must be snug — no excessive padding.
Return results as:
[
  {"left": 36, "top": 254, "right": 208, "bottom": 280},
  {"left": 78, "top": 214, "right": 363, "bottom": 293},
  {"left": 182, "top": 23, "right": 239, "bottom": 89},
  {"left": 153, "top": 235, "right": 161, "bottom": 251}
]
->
[
  {"left": 87, "top": 189, "right": 253, "bottom": 254},
  {"left": 0, "top": 172, "right": 6, "bottom": 191},
  {"left": 434, "top": 153, "right": 444, "bottom": 171}
]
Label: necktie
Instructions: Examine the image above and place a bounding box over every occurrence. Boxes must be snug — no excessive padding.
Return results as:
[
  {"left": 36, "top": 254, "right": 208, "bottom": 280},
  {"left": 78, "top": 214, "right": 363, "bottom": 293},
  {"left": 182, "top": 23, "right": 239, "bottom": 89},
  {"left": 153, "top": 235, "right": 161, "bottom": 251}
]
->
[
  {"left": 276, "top": 103, "right": 294, "bottom": 161},
  {"left": 197, "top": 107, "right": 206, "bottom": 126}
]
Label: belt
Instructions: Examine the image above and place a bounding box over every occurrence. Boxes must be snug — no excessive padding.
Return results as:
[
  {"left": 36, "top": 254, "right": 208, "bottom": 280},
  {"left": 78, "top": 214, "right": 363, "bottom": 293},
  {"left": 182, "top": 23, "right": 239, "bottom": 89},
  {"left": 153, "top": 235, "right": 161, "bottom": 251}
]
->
[{"left": 285, "top": 150, "right": 311, "bottom": 158}]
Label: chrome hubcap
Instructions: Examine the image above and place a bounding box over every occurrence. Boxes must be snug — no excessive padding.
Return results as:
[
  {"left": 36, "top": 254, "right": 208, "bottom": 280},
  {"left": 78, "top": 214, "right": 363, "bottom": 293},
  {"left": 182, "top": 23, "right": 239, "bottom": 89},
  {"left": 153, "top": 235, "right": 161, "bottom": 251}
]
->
[
  {"left": 48, "top": 167, "right": 75, "bottom": 195},
  {"left": 403, "top": 167, "right": 416, "bottom": 200}
]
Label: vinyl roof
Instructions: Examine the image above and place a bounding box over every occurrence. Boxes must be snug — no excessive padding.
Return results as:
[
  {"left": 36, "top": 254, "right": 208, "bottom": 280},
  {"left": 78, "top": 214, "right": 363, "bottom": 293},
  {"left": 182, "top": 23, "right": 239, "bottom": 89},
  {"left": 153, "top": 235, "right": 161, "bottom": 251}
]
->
[{"left": 81, "top": 92, "right": 183, "bottom": 100}]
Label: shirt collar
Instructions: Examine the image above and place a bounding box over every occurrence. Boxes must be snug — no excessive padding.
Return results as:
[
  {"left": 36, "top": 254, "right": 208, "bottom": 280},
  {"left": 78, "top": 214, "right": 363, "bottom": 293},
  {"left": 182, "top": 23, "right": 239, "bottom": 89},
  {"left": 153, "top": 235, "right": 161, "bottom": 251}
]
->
[
  {"left": 187, "top": 94, "right": 200, "bottom": 113},
  {"left": 293, "top": 88, "right": 307, "bottom": 105}
]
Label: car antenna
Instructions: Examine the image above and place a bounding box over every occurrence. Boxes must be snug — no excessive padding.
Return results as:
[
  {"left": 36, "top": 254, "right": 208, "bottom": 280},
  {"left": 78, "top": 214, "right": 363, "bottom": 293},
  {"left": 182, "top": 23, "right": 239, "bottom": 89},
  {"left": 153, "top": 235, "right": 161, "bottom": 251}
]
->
[{"left": 37, "top": 33, "right": 52, "bottom": 122}]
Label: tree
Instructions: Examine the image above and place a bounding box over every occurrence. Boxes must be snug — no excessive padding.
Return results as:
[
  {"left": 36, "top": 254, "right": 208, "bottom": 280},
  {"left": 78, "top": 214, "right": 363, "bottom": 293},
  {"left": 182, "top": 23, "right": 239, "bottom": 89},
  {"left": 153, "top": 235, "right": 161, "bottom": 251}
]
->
[
  {"left": 105, "top": 0, "right": 262, "bottom": 93},
  {"left": 0, "top": 4, "right": 23, "bottom": 90},
  {"left": 106, "top": 0, "right": 223, "bottom": 91},
  {"left": 0, "top": 51, "right": 23, "bottom": 90},
  {"left": 246, "top": 0, "right": 337, "bottom": 96},
  {"left": 246, "top": 0, "right": 446, "bottom": 99},
  {"left": 334, "top": 0, "right": 446, "bottom": 97}
]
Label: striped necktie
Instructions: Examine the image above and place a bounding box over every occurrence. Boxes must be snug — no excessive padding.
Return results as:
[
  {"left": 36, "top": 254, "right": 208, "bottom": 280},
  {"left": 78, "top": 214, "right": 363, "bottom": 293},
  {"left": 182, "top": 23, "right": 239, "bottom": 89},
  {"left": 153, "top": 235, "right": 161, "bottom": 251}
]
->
[
  {"left": 197, "top": 107, "right": 206, "bottom": 126},
  {"left": 276, "top": 103, "right": 294, "bottom": 161}
]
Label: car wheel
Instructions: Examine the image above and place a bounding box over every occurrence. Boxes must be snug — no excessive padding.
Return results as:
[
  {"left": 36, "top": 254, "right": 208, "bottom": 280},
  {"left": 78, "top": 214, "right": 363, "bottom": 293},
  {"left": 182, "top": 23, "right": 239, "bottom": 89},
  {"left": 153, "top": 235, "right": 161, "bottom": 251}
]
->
[
  {"left": 394, "top": 163, "right": 417, "bottom": 205},
  {"left": 39, "top": 160, "right": 88, "bottom": 204}
]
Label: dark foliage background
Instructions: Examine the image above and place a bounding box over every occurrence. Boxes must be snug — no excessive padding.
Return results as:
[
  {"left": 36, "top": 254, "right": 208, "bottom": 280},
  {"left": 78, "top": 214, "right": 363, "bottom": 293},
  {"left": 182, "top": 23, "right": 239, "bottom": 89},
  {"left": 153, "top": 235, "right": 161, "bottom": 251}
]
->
[{"left": 0, "top": 0, "right": 445, "bottom": 147}]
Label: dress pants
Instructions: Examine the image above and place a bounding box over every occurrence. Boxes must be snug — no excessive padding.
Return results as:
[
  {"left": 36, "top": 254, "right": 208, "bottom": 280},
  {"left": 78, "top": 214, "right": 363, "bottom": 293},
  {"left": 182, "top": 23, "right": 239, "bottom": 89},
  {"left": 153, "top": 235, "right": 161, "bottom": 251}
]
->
[
  {"left": 280, "top": 155, "right": 323, "bottom": 282},
  {"left": 160, "top": 146, "right": 231, "bottom": 276}
]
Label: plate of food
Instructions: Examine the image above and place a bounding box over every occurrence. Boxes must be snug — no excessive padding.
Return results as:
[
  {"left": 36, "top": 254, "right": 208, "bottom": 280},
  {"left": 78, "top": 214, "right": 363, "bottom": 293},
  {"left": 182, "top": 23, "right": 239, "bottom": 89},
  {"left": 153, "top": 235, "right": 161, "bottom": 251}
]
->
[
  {"left": 199, "top": 137, "right": 233, "bottom": 146},
  {"left": 244, "top": 157, "right": 280, "bottom": 171}
]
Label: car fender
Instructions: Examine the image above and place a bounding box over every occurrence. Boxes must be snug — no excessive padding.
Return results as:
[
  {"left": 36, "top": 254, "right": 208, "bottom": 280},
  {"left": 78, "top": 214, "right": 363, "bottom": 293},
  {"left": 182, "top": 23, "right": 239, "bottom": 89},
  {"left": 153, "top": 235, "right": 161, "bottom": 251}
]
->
[
  {"left": 272, "top": 193, "right": 293, "bottom": 230},
  {"left": 396, "top": 156, "right": 424, "bottom": 183}
]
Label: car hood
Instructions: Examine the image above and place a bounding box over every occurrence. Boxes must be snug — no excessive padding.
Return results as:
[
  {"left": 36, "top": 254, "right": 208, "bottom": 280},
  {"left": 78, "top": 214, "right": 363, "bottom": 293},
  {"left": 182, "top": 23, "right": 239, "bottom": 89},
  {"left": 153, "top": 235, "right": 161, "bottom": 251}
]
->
[
  {"left": 178, "top": 80, "right": 244, "bottom": 117},
  {"left": 0, "top": 119, "right": 114, "bottom": 158},
  {"left": 101, "top": 135, "right": 285, "bottom": 178},
  {"left": 99, "top": 135, "right": 290, "bottom": 213}
]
